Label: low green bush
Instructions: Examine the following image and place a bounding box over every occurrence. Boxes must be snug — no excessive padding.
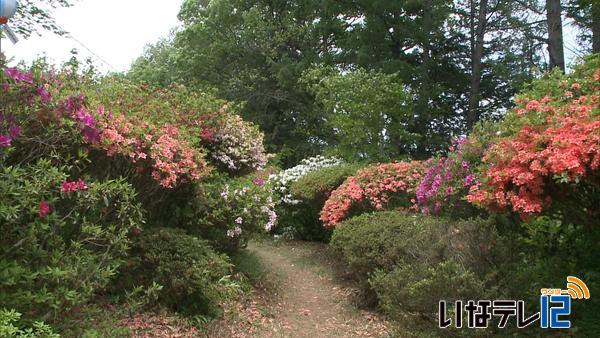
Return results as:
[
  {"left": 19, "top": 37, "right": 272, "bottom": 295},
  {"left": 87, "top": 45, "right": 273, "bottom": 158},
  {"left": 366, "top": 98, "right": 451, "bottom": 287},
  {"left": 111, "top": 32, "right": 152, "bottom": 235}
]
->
[
  {"left": 114, "top": 228, "right": 235, "bottom": 317},
  {"left": 0, "top": 160, "right": 143, "bottom": 322},
  {"left": 278, "top": 164, "right": 359, "bottom": 241},
  {"left": 330, "top": 211, "right": 498, "bottom": 307},
  {"left": 0, "top": 309, "right": 59, "bottom": 338},
  {"left": 290, "top": 164, "right": 360, "bottom": 202},
  {"left": 370, "top": 260, "right": 487, "bottom": 320}
]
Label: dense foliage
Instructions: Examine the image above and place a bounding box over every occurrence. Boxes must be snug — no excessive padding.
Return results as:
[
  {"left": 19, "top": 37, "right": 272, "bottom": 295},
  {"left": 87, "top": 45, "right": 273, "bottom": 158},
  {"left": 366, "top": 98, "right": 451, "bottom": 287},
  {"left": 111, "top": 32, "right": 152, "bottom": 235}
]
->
[
  {"left": 330, "top": 212, "right": 497, "bottom": 310},
  {"left": 0, "top": 60, "right": 272, "bottom": 334},
  {"left": 115, "top": 228, "right": 234, "bottom": 317},
  {"left": 190, "top": 175, "right": 277, "bottom": 252}
]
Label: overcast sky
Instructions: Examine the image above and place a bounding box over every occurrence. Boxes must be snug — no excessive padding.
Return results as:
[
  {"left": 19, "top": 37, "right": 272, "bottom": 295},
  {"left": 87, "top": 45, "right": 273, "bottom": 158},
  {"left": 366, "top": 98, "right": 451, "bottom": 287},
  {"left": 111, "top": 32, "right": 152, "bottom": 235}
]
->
[
  {"left": 3, "top": 0, "right": 183, "bottom": 73},
  {"left": 1, "top": 0, "right": 586, "bottom": 74}
]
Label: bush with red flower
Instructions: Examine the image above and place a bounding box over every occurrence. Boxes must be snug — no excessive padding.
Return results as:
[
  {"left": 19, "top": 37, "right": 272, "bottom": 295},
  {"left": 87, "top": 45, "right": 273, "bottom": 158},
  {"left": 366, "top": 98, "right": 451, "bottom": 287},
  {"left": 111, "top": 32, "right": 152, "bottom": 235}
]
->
[
  {"left": 467, "top": 57, "right": 600, "bottom": 220},
  {"left": 320, "top": 161, "right": 424, "bottom": 227},
  {"left": 0, "top": 160, "right": 144, "bottom": 321}
]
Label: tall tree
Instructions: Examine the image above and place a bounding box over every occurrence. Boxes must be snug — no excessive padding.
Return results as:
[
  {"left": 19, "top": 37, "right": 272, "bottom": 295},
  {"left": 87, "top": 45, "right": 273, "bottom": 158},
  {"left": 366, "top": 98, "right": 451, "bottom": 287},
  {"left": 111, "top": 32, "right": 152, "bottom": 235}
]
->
[
  {"left": 466, "top": 0, "right": 488, "bottom": 131},
  {"left": 546, "top": 0, "right": 565, "bottom": 71},
  {"left": 565, "top": 0, "right": 600, "bottom": 53}
]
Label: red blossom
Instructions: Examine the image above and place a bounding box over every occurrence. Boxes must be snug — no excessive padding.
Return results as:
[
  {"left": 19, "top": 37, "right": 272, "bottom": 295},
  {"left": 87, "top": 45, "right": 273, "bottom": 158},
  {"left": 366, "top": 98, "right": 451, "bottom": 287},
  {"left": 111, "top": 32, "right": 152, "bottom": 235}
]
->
[{"left": 39, "top": 201, "right": 51, "bottom": 218}]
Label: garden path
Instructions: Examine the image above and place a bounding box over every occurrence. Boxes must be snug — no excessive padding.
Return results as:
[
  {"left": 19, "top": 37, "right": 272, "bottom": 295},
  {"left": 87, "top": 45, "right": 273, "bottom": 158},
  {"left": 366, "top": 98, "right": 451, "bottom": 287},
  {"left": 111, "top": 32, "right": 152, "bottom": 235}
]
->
[{"left": 220, "top": 240, "right": 391, "bottom": 338}]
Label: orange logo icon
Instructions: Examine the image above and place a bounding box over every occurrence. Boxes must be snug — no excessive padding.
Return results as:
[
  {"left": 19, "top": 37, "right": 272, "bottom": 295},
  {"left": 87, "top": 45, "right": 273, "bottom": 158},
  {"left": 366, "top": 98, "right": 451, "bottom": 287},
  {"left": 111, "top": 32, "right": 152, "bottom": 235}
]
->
[{"left": 564, "top": 276, "right": 590, "bottom": 300}]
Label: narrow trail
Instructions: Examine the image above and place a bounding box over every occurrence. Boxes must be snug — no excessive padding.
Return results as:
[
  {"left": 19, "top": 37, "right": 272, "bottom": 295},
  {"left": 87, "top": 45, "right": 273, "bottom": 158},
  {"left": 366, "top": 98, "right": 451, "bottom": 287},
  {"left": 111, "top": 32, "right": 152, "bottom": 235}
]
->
[{"left": 242, "top": 240, "right": 390, "bottom": 338}]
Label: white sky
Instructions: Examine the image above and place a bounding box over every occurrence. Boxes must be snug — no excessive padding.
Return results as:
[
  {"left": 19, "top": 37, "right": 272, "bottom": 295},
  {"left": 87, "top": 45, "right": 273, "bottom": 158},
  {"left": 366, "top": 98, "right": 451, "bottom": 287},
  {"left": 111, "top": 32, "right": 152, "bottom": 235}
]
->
[{"left": 3, "top": 0, "right": 183, "bottom": 73}]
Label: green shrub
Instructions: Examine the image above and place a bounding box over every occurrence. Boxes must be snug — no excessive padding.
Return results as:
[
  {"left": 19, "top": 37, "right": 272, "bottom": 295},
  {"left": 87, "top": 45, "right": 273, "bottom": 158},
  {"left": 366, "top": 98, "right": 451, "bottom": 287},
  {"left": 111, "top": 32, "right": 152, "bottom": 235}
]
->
[
  {"left": 279, "top": 164, "right": 359, "bottom": 241},
  {"left": 189, "top": 175, "right": 276, "bottom": 252},
  {"left": 0, "top": 309, "right": 59, "bottom": 338},
  {"left": 370, "top": 260, "right": 487, "bottom": 320},
  {"left": 330, "top": 211, "right": 498, "bottom": 305},
  {"left": 290, "top": 164, "right": 360, "bottom": 202},
  {"left": 115, "top": 228, "right": 235, "bottom": 317},
  {"left": 0, "top": 160, "right": 143, "bottom": 321}
]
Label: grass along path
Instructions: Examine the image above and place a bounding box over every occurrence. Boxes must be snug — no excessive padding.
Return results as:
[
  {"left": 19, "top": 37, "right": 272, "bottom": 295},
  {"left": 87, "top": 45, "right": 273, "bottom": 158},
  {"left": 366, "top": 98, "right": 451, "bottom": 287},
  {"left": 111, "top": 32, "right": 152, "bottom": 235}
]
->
[{"left": 210, "top": 240, "right": 390, "bottom": 338}]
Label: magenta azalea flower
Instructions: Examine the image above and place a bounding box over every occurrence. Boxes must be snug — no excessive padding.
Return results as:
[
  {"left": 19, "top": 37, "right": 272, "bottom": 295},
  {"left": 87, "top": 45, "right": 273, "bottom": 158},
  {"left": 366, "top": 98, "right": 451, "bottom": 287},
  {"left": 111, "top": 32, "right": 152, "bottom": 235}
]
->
[
  {"left": 39, "top": 201, "right": 51, "bottom": 218},
  {"left": 9, "top": 125, "right": 21, "bottom": 138},
  {"left": 37, "top": 86, "right": 52, "bottom": 103},
  {"left": 4, "top": 67, "right": 34, "bottom": 84},
  {"left": 0, "top": 134, "right": 12, "bottom": 147}
]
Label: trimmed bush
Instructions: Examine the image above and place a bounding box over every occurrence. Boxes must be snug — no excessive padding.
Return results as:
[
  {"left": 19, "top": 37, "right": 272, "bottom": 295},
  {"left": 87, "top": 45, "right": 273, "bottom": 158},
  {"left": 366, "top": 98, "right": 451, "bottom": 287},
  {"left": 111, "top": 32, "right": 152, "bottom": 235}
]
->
[
  {"left": 278, "top": 164, "right": 359, "bottom": 240},
  {"left": 115, "top": 228, "right": 233, "bottom": 317},
  {"left": 330, "top": 211, "right": 498, "bottom": 306},
  {"left": 290, "top": 163, "right": 360, "bottom": 202},
  {"left": 370, "top": 260, "right": 487, "bottom": 320}
]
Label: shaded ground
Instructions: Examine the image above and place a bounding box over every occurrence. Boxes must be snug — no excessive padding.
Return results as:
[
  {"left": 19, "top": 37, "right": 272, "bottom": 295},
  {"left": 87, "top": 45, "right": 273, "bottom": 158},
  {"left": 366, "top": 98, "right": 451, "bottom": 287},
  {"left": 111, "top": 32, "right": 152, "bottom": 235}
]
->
[{"left": 208, "top": 240, "right": 390, "bottom": 338}]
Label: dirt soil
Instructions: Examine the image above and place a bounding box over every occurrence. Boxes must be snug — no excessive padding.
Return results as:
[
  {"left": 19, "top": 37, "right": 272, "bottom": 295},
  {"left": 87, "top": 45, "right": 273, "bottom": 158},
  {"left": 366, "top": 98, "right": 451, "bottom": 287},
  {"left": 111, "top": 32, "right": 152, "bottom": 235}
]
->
[{"left": 209, "top": 240, "right": 390, "bottom": 338}]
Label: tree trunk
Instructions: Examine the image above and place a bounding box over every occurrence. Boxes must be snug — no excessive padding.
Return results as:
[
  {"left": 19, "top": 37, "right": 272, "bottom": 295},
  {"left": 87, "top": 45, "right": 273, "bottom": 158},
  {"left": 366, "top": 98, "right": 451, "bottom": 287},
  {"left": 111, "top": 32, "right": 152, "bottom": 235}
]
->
[
  {"left": 466, "top": 0, "right": 488, "bottom": 132},
  {"left": 546, "top": 0, "right": 565, "bottom": 72},
  {"left": 593, "top": 0, "right": 599, "bottom": 53},
  {"left": 414, "top": 0, "right": 433, "bottom": 157}
]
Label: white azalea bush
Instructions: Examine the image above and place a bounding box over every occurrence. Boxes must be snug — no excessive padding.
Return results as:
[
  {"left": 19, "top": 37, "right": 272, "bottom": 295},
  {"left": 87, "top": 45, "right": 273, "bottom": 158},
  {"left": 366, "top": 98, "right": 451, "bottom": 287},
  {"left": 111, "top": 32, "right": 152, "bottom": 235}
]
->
[
  {"left": 191, "top": 175, "right": 276, "bottom": 252},
  {"left": 268, "top": 155, "right": 344, "bottom": 205},
  {"left": 208, "top": 113, "right": 269, "bottom": 174}
]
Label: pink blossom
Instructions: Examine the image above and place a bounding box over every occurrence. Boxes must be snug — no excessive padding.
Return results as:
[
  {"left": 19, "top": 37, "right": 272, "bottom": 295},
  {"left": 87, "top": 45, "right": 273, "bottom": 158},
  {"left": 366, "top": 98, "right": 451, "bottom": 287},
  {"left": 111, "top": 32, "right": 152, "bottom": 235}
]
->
[
  {"left": 200, "top": 128, "right": 215, "bottom": 142},
  {"left": 9, "top": 125, "right": 21, "bottom": 138},
  {"left": 0, "top": 134, "right": 12, "bottom": 147},
  {"left": 39, "top": 201, "right": 51, "bottom": 218},
  {"left": 37, "top": 86, "right": 52, "bottom": 103},
  {"left": 252, "top": 178, "right": 265, "bottom": 187}
]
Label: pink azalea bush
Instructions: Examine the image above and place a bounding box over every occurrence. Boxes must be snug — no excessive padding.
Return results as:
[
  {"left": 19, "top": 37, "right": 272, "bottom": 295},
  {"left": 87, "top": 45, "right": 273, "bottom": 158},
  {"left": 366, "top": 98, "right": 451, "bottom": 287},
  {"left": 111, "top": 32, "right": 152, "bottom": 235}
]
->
[{"left": 320, "top": 161, "right": 424, "bottom": 227}]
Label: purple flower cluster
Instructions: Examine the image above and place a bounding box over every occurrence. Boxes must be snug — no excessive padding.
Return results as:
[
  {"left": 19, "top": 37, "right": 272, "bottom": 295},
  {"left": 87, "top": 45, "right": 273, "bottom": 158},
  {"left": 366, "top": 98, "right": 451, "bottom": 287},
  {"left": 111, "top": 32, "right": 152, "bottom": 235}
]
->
[
  {"left": 416, "top": 137, "right": 480, "bottom": 215},
  {"left": 74, "top": 107, "right": 101, "bottom": 144},
  {"left": 0, "top": 114, "right": 22, "bottom": 148},
  {"left": 5, "top": 68, "right": 34, "bottom": 84},
  {"left": 416, "top": 160, "right": 445, "bottom": 205}
]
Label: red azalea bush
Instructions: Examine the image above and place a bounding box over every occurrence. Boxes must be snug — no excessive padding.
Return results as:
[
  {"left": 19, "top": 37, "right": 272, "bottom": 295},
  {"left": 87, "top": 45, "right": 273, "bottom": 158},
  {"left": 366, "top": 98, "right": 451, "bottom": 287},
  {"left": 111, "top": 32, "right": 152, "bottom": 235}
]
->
[
  {"left": 320, "top": 161, "right": 424, "bottom": 227},
  {"left": 467, "top": 59, "right": 600, "bottom": 219}
]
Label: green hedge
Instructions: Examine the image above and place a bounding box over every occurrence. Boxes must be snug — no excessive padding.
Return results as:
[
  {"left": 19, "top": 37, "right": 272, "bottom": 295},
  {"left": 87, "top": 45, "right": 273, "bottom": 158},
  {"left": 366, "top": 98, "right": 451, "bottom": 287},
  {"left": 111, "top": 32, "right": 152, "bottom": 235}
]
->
[
  {"left": 279, "top": 164, "right": 360, "bottom": 241},
  {"left": 330, "top": 211, "right": 498, "bottom": 315}
]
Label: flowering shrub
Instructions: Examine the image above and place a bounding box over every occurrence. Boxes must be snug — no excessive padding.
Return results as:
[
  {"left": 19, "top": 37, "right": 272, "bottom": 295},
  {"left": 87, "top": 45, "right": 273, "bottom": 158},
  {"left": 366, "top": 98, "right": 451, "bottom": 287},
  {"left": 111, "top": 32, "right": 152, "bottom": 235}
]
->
[
  {"left": 0, "top": 160, "right": 144, "bottom": 321},
  {"left": 467, "top": 59, "right": 600, "bottom": 218},
  {"left": 320, "top": 161, "right": 424, "bottom": 227},
  {"left": 97, "top": 114, "right": 211, "bottom": 188},
  {"left": 207, "top": 112, "right": 268, "bottom": 173},
  {"left": 191, "top": 175, "right": 277, "bottom": 252},
  {"left": 0, "top": 65, "right": 213, "bottom": 189},
  {"left": 268, "top": 155, "right": 343, "bottom": 205},
  {"left": 416, "top": 137, "right": 483, "bottom": 218}
]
